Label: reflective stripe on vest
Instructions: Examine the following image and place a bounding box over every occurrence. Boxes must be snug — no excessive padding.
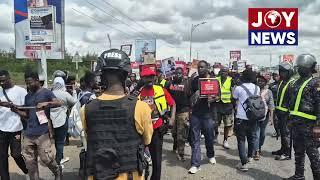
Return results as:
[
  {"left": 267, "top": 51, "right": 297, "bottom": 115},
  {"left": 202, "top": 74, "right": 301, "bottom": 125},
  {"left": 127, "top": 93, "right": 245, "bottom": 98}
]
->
[
  {"left": 276, "top": 79, "right": 294, "bottom": 112},
  {"left": 160, "top": 79, "right": 166, "bottom": 87},
  {"left": 217, "top": 76, "right": 232, "bottom": 103},
  {"left": 290, "top": 77, "right": 316, "bottom": 120},
  {"left": 153, "top": 85, "right": 168, "bottom": 115}
]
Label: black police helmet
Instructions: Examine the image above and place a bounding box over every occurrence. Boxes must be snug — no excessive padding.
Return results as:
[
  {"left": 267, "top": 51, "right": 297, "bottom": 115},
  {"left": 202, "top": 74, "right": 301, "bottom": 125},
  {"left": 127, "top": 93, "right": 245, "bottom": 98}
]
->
[{"left": 95, "top": 49, "right": 131, "bottom": 73}]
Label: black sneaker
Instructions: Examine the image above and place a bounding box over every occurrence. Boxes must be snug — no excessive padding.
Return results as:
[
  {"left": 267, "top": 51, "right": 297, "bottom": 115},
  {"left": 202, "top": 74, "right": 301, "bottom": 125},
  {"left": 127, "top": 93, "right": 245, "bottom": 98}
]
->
[
  {"left": 283, "top": 174, "right": 305, "bottom": 180},
  {"left": 177, "top": 154, "right": 186, "bottom": 162},
  {"left": 272, "top": 149, "right": 283, "bottom": 156}
]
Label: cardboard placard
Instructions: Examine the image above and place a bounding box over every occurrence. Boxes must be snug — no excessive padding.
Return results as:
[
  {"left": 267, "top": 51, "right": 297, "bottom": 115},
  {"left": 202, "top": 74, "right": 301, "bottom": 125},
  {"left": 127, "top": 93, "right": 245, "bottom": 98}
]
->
[
  {"left": 188, "top": 59, "right": 199, "bottom": 77},
  {"left": 199, "top": 78, "right": 219, "bottom": 98},
  {"left": 36, "top": 110, "right": 48, "bottom": 124}
]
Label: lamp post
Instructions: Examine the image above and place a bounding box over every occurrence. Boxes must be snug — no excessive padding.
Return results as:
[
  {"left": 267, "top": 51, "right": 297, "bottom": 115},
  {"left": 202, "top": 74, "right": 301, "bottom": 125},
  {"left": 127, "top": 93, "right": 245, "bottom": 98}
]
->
[{"left": 189, "top": 21, "right": 206, "bottom": 62}]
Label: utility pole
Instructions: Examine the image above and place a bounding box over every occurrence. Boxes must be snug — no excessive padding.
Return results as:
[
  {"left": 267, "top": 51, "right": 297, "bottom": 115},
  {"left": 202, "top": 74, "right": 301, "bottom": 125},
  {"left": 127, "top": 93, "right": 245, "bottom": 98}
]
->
[{"left": 189, "top": 22, "right": 206, "bottom": 62}]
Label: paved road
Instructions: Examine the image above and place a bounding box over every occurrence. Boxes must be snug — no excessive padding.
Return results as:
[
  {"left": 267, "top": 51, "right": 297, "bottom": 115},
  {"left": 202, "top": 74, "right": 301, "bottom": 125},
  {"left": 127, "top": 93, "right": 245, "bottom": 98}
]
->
[{"left": 8, "top": 126, "right": 314, "bottom": 180}]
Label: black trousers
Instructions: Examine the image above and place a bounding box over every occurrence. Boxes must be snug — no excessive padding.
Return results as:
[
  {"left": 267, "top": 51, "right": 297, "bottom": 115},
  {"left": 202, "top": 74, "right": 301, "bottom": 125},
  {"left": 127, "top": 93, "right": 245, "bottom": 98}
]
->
[
  {"left": 0, "top": 130, "right": 28, "bottom": 180},
  {"left": 276, "top": 111, "right": 291, "bottom": 155},
  {"left": 148, "top": 129, "right": 163, "bottom": 180},
  {"left": 292, "top": 121, "right": 320, "bottom": 179}
]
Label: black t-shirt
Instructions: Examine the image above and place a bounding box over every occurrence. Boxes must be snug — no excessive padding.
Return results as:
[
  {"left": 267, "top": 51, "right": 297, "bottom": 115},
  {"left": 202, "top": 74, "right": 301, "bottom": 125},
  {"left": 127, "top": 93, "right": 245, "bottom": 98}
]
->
[
  {"left": 167, "top": 79, "right": 190, "bottom": 113},
  {"left": 191, "top": 76, "right": 217, "bottom": 117}
]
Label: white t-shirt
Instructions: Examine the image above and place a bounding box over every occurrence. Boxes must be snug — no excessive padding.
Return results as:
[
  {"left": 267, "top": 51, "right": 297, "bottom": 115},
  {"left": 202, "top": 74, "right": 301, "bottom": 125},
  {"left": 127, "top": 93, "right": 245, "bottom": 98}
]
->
[
  {"left": 0, "top": 86, "right": 27, "bottom": 132},
  {"left": 233, "top": 83, "right": 260, "bottom": 120}
]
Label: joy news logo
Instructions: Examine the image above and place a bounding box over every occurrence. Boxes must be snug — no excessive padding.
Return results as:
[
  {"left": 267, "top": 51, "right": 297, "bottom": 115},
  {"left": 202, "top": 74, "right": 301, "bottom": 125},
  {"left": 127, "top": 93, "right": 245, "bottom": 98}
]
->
[{"left": 248, "top": 8, "right": 298, "bottom": 45}]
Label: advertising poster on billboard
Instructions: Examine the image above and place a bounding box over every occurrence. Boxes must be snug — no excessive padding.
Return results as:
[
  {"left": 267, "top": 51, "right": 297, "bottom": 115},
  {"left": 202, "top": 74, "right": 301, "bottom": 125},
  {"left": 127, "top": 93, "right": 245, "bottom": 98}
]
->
[
  {"left": 135, "top": 39, "right": 156, "bottom": 63},
  {"left": 14, "top": 0, "right": 64, "bottom": 59},
  {"left": 28, "top": 6, "right": 56, "bottom": 43}
]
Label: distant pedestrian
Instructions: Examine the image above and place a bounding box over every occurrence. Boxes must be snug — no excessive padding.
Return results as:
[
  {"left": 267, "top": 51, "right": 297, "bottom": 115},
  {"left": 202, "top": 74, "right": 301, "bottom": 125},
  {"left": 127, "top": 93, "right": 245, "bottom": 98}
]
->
[{"left": 51, "top": 77, "right": 76, "bottom": 165}]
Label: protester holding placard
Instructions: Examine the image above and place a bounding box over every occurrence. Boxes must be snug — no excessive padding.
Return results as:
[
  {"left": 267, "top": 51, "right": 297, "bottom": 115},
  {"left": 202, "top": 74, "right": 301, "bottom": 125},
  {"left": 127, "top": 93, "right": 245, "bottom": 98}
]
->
[{"left": 188, "top": 60, "right": 220, "bottom": 174}]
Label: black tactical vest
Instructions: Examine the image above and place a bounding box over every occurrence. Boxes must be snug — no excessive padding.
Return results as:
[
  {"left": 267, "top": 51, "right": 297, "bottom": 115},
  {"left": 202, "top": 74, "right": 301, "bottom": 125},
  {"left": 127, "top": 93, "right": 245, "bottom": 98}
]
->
[{"left": 85, "top": 96, "right": 142, "bottom": 180}]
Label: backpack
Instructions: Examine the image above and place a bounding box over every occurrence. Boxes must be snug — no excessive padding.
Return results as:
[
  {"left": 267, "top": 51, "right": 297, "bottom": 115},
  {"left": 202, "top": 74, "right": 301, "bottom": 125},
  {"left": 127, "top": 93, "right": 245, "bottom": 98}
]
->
[
  {"left": 68, "top": 92, "right": 92, "bottom": 138},
  {"left": 240, "top": 85, "right": 266, "bottom": 122}
]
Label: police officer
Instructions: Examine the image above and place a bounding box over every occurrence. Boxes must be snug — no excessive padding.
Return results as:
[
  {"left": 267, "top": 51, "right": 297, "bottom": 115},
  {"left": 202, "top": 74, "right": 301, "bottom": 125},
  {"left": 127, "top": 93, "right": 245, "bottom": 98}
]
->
[
  {"left": 82, "top": 49, "right": 153, "bottom": 180},
  {"left": 284, "top": 54, "right": 320, "bottom": 180},
  {"left": 269, "top": 73, "right": 281, "bottom": 137},
  {"left": 215, "top": 66, "right": 235, "bottom": 149},
  {"left": 272, "top": 61, "right": 294, "bottom": 160}
]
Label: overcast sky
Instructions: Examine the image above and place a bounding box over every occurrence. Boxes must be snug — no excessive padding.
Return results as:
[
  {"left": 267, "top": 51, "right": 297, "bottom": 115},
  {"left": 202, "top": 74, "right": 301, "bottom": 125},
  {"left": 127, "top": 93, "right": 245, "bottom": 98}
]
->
[{"left": 1, "top": 0, "right": 320, "bottom": 66}]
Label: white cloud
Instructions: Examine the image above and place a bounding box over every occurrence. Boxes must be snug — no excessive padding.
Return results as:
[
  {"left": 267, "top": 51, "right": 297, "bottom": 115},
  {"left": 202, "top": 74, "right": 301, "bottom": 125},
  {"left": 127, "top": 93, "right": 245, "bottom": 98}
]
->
[
  {"left": 0, "top": 4, "right": 14, "bottom": 33},
  {"left": 1, "top": 0, "right": 320, "bottom": 66}
]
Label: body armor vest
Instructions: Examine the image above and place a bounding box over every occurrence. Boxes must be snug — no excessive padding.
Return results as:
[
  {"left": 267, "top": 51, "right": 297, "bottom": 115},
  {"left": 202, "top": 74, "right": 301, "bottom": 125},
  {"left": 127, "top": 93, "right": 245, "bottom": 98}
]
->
[
  {"left": 289, "top": 77, "right": 317, "bottom": 121},
  {"left": 85, "top": 96, "right": 142, "bottom": 180}
]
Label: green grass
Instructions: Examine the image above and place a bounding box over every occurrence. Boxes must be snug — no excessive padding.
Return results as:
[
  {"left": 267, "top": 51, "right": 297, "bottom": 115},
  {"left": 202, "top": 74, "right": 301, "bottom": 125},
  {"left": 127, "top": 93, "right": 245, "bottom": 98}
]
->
[{"left": 0, "top": 56, "right": 93, "bottom": 85}]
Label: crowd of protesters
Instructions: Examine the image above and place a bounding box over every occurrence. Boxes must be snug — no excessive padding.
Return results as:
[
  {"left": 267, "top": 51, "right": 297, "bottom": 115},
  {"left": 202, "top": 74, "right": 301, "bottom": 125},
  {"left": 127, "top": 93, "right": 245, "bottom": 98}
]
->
[{"left": 0, "top": 49, "right": 319, "bottom": 180}]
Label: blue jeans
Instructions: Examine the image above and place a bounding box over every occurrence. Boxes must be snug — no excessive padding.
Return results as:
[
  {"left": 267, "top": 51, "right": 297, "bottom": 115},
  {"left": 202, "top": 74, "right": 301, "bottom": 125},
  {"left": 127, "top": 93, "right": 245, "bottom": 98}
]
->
[
  {"left": 54, "top": 120, "right": 68, "bottom": 164},
  {"left": 190, "top": 115, "right": 215, "bottom": 167},
  {"left": 255, "top": 116, "right": 269, "bottom": 152},
  {"left": 235, "top": 119, "right": 257, "bottom": 165}
]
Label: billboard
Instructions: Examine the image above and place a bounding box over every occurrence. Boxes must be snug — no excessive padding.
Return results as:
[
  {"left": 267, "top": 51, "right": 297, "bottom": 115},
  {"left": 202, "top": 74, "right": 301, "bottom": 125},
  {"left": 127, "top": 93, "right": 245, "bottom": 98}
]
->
[
  {"left": 120, "top": 44, "right": 132, "bottom": 56},
  {"left": 135, "top": 39, "right": 156, "bottom": 63},
  {"left": 14, "top": 0, "right": 64, "bottom": 59},
  {"left": 282, "top": 54, "right": 295, "bottom": 64},
  {"left": 28, "top": 6, "right": 56, "bottom": 43},
  {"left": 230, "top": 50, "right": 241, "bottom": 61}
]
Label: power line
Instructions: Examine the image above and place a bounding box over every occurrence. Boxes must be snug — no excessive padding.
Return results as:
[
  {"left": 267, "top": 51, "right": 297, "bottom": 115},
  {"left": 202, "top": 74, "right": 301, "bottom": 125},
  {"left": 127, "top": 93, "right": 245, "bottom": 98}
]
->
[
  {"left": 85, "top": 0, "right": 149, "bottom": 38},
  {"left": 72, "top": 8, "right": 133, "bottom": 39},
  {"left": 101, "top": 0, "right": 157, "bottom": 38}
]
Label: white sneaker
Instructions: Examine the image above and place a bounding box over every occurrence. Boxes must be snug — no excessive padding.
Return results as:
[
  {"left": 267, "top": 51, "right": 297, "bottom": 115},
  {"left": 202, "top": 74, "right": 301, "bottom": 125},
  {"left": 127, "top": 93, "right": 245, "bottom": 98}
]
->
[
  {"left": 247, "top": 157, "right": 253, "bottom": 164},
  {"left": 25, "top": 174, "right": 30, "bottom": 180},
  {"left": 223, "top": 140, "right": 230, "bottom": 149},
  {"left": 60, "top": 157, "right": 70, "bottom": 164},
  {"left": 209, "top": 157, "right": 216, "bottom": 164},
  {"left": 188, "top": 166, "right": 201, "bottom": 174},
  {"left": 236, "top": 163, "right": 248, "bottom": 172}
]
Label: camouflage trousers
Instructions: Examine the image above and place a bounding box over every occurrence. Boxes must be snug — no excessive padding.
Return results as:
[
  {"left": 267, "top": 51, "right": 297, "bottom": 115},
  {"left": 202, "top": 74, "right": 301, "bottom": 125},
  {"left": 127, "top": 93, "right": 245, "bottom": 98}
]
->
[
  {"left": 22, "top": 133, "right": 60, "bottom": 180},
  {"left": 172, "top": 112, "right": 189, "bottom": 156}
]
